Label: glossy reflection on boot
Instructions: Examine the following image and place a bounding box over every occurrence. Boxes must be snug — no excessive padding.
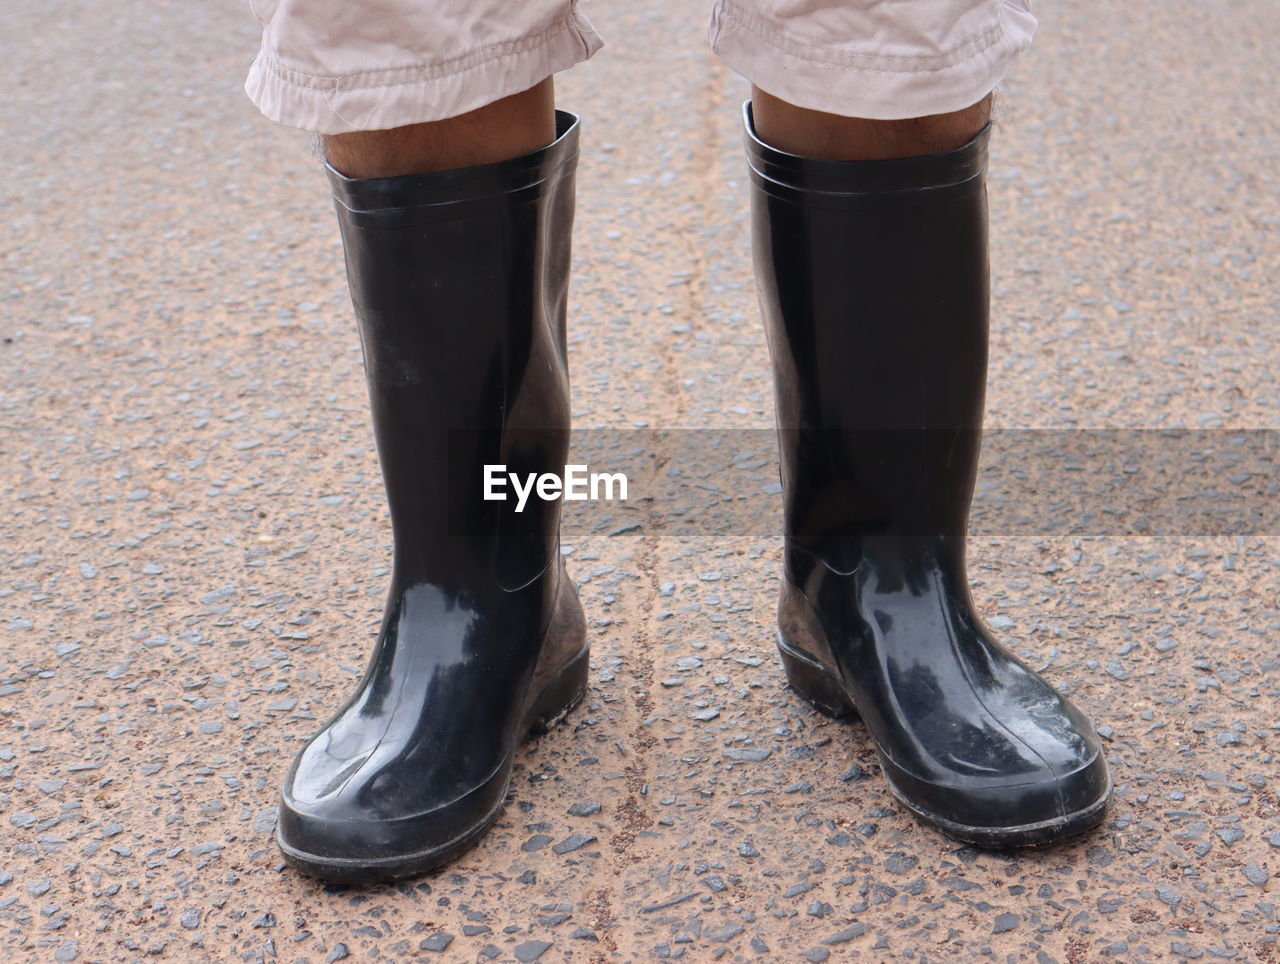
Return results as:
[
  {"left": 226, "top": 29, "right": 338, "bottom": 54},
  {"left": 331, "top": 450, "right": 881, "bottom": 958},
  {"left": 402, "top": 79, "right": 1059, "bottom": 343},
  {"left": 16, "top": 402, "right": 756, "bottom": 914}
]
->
[
  {"left": 276, "top": 112, "right": 588, "bottom": 882},
  {"left": 746, "top": 103, "right": 1111, "bottom": 847}
]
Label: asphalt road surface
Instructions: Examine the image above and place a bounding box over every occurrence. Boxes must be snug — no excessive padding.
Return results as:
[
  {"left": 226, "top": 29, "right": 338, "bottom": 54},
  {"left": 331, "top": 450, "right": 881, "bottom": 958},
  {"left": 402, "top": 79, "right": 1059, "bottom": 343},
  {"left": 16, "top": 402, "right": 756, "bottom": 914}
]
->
[{"left": 2, "top": 1, "right": 1277, "bottom": 961}]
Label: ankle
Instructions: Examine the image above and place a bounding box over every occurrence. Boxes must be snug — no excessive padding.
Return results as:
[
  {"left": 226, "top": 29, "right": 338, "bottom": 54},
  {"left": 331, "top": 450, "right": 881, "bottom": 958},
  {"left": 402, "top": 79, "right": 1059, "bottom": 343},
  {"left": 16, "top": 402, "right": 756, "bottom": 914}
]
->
[
  {"left": 323, "top": 78, "right": 557, "bottom": 178},
  {"left": 750, "top": 86, "right": 991, "bottom": 161}
]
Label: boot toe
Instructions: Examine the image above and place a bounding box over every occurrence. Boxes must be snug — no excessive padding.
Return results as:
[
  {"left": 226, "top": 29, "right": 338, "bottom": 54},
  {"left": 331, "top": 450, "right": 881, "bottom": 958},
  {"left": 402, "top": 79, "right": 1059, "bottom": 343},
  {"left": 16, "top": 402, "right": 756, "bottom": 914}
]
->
[
  {"left": 277, "top": 759, "right": 510, "bottom": 883},
  {"left": 879, "top": 741, "right": 1111, "bottom": 849}
]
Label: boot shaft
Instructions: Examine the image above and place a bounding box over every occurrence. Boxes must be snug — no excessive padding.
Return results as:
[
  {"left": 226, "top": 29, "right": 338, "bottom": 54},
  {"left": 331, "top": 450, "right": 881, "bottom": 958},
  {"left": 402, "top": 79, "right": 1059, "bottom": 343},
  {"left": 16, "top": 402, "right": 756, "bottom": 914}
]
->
[
  {"left": 745, "top": 104, "right": 991, "bottom": 573},
  {"left": 329, "top": 112, "right": 581, "bottom": 588}
]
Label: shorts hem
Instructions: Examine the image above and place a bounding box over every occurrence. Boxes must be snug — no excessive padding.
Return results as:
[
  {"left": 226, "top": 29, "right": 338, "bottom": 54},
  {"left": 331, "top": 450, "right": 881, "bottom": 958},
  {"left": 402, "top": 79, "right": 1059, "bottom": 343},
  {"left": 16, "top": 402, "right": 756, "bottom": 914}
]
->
[
  {"left": 245, "top": 10, "right": 604, "bottom": 133},
  {"left": 709, "top": 0, "right": 1036, "bottom": 120}
]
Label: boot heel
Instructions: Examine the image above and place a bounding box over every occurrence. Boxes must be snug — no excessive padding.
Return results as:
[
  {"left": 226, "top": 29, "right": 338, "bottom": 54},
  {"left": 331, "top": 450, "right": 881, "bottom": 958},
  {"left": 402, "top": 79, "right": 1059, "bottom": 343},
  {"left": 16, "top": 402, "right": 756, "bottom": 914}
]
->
[
  {"left": 527, "top": 648, "right": 590, "bottom": 735},
  {"left": 779, "top": 638, "right": 858, "bottom": 719}
]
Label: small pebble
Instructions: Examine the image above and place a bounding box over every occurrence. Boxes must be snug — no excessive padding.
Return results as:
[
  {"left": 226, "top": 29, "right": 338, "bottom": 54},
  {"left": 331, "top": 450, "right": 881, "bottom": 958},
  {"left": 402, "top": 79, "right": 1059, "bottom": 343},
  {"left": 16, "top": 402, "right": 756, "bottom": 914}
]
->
[
  {"left": 419, "top": 933, "right": 453, "bottom": 952},
  {"left": 514, "top": 940, "right": 553, "bottom": 962},
  {"left": 993, "top": 913, "right": 1021, "bottom": 934},
  {"left": 552, "top": 833, "right": 596, "bottom": 855}
]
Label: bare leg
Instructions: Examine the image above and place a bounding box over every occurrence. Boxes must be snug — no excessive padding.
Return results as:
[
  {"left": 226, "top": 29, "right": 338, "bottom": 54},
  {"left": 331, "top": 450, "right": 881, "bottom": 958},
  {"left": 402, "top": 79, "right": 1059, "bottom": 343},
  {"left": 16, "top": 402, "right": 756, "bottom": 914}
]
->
[
  {"left": 750, "top": 86, "right": 991, "bottom": 161},
  {"left": 324, "top": 78, "right": 557, "bottom": 178}
]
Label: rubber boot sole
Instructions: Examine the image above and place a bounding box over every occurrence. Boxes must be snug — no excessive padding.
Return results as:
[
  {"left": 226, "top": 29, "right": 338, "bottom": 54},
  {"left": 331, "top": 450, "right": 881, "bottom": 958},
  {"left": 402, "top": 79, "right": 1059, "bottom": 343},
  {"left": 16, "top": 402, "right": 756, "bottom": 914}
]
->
[
  {"left": 778, "top": 636, "right": 1111, "bottom": 849},
  {"left": 276, "top": 646, "right": 590, "bottom": 884}
]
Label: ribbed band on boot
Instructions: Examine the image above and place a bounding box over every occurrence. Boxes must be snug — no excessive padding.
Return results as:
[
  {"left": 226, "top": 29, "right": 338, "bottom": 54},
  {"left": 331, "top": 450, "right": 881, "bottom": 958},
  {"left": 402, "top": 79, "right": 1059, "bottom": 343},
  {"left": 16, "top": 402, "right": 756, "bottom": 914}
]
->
[
  {"left": 326, "top": 110, "right": 580, "bottom": 222},
  {"left": 743, "top": 102, "right": 989, "bottom": 200}
]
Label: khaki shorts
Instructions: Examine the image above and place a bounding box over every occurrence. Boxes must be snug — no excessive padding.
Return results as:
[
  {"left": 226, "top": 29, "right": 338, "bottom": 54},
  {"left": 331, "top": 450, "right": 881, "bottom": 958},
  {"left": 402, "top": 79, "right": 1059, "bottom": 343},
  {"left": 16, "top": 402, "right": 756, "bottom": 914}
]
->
[{"left": 245, "top": 0, "right": 1036, "bottom": 134}]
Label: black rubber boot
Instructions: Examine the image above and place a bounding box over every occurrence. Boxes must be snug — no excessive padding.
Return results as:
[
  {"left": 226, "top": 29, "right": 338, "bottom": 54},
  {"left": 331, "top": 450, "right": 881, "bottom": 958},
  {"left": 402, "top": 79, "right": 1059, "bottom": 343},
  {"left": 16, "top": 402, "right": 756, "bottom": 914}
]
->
[
  {"left": 276, "top": 111, "right": 588, "bottom": 882},
  {"left": 744, "top": 104, "right": 1111, "bottom": 848}
]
